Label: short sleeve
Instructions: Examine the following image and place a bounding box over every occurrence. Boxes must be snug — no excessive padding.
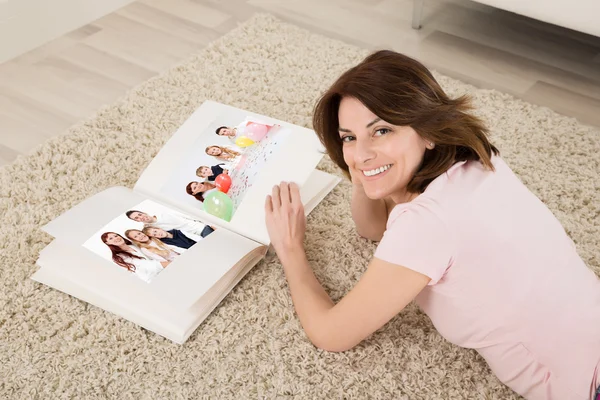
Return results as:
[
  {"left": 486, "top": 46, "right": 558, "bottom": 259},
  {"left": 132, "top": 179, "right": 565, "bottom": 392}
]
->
[{"left": 374, "top": 203, "right": 455, "bottom": 285}]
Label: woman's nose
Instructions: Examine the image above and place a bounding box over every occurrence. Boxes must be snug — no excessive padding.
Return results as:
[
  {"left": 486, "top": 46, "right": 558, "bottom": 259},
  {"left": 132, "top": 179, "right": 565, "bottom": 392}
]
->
[{"left": 355, "top": 138, "right": 376, "bottom": 164}]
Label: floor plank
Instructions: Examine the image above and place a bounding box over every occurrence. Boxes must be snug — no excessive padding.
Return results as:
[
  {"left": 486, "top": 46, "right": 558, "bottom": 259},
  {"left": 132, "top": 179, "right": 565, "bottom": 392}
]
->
[
  {"left": 523, "top": 81, "right": 600, "bottom": 128},
  {"left": 0, "top": 144, "right": 20, "bottom": 167},
  {"left": 116, "top": 2, "right": 224, "bottom": 45},
  {"left": 419, "top": 31, "right": 600, "bottom": 101},
  {"left": 140, "top": 0, "right": 231, "bottom": 29},
  {"left": 86, "top": 13, "right": 201, "bottom": 72},
  {"left": 56, "top": 44, "right": 156, "bottom": 87}
]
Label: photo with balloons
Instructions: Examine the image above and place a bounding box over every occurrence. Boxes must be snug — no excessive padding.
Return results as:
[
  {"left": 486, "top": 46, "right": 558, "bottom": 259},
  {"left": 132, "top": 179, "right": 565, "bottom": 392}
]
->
[{"left": 158, "top": 111, "right": 292, "bottom": 224}]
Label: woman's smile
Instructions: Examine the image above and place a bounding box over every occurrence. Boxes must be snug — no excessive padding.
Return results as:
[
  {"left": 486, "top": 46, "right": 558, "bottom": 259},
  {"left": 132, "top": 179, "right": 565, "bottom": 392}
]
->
[{"left": 361, "top": 164, "right": 392, "bottom": 178}]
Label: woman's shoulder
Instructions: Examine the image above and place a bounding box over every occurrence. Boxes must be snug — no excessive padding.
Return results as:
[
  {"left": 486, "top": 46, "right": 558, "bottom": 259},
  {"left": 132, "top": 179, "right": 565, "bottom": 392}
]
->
[
  {"left": 387, "top": 196, "right": 447, "bottom": 228},
  {"left": 421, "top": 156, "right": 505, "bottom": 198},
  {"left": 388, "top": 156, "right": 506, "bottom": 224}
]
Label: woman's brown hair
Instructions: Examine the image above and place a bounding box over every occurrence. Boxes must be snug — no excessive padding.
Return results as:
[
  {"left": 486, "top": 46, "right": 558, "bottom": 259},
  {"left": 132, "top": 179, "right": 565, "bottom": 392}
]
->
[
  {"left": 313, "top": 50, "right": 499, "bottom": 193},
  {"left": 100, "top": 232, "right": 141, "bottom": 272}
]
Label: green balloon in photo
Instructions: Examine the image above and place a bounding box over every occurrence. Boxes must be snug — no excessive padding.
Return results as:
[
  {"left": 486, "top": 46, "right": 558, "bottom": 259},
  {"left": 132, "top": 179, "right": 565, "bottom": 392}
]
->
[{"left": 203, "top": 191, "right": 233, "bottom": 222}]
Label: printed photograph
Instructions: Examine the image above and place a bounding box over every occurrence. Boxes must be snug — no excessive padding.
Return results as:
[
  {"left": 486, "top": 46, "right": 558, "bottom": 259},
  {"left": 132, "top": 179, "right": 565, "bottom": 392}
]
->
[
  {"left": 82, "top": 200, "right": 216, "bottom": 283},
  {"left": 158, "top": 111, "right": 291, "bottom": 222}
]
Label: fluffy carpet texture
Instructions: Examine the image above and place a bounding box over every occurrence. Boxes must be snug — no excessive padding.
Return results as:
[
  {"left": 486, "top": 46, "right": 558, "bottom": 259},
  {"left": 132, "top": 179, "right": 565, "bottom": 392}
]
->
[{"left": 1, "top": 13, "right": 598, "bottom": 399}]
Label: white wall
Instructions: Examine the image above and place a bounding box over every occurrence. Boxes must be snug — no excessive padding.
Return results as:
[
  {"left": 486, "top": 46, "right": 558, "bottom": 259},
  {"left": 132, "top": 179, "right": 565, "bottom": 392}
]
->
[{"left": 0, "top": 0, "right": 135, "bottom": 63}]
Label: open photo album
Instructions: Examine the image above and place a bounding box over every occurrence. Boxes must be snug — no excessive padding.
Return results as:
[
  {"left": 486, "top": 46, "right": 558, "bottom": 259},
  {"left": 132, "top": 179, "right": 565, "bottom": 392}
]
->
[{"left": 32, "top": 100, "right": 341, "bottom": 344}]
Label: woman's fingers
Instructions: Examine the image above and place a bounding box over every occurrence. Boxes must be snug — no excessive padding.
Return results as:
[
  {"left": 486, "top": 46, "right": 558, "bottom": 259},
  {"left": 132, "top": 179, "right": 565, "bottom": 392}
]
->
[
  {"left": 269, "top": 182, "right": 300, "bottom": 213},
  {"left": 289, "top": 182, "right": 302, "bottom": 206},
  {"left": 271, "top": 185, "right": 281, "bottom": 210},
  {"left": 280, "top": 182, "right": 292, "bottom": 206},
  {"left": 265, "top": 194, "right": 273, "bottom": 213}
]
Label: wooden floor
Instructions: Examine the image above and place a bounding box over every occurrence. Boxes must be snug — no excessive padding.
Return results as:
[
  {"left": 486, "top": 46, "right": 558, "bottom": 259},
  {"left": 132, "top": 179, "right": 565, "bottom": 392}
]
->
[{"left": 1, "top": 0, "right": 599, "bottom": 167}]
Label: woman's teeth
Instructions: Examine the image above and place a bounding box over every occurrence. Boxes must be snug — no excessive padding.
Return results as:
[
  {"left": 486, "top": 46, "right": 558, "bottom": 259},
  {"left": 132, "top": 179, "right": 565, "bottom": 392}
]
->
[{"left": 363, "top": 164, "right": 391, "bottom": 177}]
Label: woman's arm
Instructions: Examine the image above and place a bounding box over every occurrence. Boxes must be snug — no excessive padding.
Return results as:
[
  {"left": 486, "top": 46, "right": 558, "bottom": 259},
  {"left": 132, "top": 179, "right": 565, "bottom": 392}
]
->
[
  {"left": 351, "top": 181, "right": 394, "bottom": 242},
  {"left": 266, "top": 182, "right": 429, "bottom": 352},
  {"left": 280, "top": 250, "right": 429, "bottom": 352}
]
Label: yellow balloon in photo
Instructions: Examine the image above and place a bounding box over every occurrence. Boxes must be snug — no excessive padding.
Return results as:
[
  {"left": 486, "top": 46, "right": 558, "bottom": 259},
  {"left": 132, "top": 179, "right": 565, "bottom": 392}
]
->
[{"left": 235, "top": 136, "right": 255, "bottom": 148}]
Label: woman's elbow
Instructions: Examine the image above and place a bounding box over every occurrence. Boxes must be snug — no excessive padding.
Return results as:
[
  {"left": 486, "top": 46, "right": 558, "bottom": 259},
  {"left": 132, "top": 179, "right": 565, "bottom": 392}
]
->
[
  {"left": 307, "top": 329, "right": 358, "bottom": 353},
  {"left": 356, "top": 227, "right": 383, "bottom": 242}
]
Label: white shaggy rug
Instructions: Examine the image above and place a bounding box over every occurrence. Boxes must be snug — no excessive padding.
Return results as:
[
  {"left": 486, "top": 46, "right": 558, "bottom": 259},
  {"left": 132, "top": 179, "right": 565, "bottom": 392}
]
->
[{"left": 1, "top": 13, "right": 598, "bottom": 399}]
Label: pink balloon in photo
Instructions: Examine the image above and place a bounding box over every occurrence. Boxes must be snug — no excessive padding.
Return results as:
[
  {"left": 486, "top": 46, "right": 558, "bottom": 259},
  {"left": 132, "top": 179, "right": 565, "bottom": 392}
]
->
[{"left": 245, "top": 123, "right": 269, "bottom": 142}]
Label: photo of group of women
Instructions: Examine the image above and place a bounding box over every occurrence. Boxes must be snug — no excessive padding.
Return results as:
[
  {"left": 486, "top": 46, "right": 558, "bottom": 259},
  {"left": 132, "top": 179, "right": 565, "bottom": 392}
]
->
[
  {"left": 159, "top": 114, "right": 291, "bottom": 222},
  {"left": 82, "top": 200, "right": 216, "bottom": 283}
]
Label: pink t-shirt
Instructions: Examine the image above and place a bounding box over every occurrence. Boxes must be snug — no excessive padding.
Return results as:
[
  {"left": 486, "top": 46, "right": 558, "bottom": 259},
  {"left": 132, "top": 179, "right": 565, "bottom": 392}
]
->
[{"left": 375, "top": 156, "right": 600, "bottom": 399}]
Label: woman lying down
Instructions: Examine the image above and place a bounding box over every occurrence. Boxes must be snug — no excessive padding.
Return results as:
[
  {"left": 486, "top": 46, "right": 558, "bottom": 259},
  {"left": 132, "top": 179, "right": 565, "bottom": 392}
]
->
[{"left": 264, "top": 50, "right": 600, "bottom": 400}]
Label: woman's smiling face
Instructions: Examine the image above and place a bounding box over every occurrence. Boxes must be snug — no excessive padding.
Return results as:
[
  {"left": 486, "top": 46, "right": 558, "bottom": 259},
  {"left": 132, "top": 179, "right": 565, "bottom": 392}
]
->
[
  {"left": 338, "top": 96, "right": 430, "bottom": 203},
  {"left": 128, "top": 230, "right": 149, "bottom": 243},
  {"left": 105, "top": 233, "right": 125, "bottom": 246},
  {"left": 190, "top": 181, "right": 208, "bottom": 194},
  {"left": 207, "top": 147, "right": 222, "bottom": 156}
]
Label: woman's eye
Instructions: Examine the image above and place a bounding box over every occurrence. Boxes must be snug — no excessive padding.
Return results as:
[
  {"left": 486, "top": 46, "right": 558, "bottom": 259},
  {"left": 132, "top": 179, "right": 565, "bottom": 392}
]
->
[
  {"left": 341, "top": 136, "right": 355, "bottom": 143},
  {"left": 374, "top": 128, "right": 390, "bottom": 136}
]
